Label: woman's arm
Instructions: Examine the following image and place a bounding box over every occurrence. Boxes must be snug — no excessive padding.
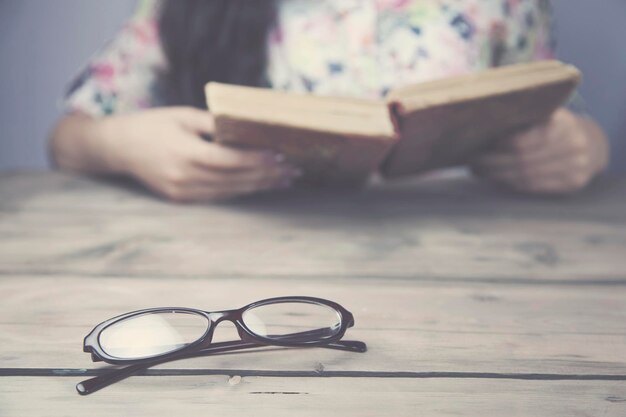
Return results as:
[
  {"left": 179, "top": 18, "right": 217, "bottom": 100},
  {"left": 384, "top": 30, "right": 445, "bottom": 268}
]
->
[
  {"left": 51, "top": 3, "right": 299, "bottom": 203},
  {"left": 49, "top": 114, "right": 127, "bottom": 175},
  {"left": 471, "top": 108, "right": 610, "bottom": 194},
  {"left": 49, "top": 108, "right": 300, "bottom": 202}
]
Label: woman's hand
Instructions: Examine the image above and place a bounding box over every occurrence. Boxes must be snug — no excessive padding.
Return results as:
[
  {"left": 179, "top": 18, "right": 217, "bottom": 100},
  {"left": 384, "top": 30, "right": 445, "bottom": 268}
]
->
[
  {"left": 471, "top": 109, "right": 609, "bottom": 194},
  {"left": 51, "top": 107, "right": 300, "bottom": 202}
]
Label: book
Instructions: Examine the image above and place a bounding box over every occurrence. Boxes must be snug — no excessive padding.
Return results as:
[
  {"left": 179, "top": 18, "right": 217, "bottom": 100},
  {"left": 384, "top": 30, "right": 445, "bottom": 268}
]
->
[{"left": 206, "top": 60, "right": 581, "bottom": 187}]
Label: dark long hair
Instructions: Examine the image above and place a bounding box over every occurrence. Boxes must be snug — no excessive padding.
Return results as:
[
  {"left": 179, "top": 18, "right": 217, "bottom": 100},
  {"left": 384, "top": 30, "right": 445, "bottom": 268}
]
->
[{"left": 158, "top": 0, "right": 276, "bottom": 109}]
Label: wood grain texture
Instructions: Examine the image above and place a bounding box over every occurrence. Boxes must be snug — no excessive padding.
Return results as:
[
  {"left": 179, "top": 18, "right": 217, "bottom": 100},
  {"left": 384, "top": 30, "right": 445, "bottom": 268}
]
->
[
  {"left": 1, "top": 173, "right": 625, "bottom": 282},
  {"left": 1, "top": 276, "right": 624, "bottom": 375},
  {"left": 2, "top": 377, "right": 625, "bottom": 417},
  {"left": 1, "top": 172, "right": 625, "bottom": 415}
]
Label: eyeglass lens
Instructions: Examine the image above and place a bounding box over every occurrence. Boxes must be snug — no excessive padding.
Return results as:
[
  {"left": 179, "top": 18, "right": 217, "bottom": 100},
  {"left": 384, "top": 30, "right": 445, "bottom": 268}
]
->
[
  {"left": 98, "top": 302, "right": 343, "bottom": 360},
  {"left": 242, "top": 302, "right": 342, "bottom": 342},
  {"left": 99, "top": 311, "right": 209, "bottom": 359}
]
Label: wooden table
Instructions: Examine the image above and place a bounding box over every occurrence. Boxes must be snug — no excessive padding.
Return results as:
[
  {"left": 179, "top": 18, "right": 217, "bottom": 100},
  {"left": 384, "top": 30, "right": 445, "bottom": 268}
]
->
[{"left": 1, "top": 172, "right": 625, "bottom": 416}]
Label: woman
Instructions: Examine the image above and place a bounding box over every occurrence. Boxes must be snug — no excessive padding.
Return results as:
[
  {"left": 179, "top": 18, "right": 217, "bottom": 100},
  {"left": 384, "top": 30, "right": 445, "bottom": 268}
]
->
[{"left": 49, "top": 0, "right": 609, "bottom": 202}]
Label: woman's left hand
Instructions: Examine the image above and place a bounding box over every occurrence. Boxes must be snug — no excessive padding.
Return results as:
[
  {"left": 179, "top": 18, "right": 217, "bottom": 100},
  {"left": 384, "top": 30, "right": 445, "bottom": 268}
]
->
[{"left": 471, "top": 109, "right": 609, "bottom": 194}]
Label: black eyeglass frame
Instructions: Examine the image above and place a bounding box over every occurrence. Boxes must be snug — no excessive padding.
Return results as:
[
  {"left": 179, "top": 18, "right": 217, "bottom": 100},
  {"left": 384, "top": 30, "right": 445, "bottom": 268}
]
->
[{"left": 84, "top": 296, "right": 357, "bottom": 366}]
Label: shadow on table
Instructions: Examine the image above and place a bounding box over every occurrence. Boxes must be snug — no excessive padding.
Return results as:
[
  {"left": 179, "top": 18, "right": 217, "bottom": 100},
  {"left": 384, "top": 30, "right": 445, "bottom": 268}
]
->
[
  {"left": 2, "top": 171, "right": 623, "bottom": 224},
  {"left": 221, "top": 175, "right": 626, "bottom": 224}
]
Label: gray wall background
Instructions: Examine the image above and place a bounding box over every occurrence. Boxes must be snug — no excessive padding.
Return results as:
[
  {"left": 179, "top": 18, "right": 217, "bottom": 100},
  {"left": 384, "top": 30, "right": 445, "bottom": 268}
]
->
[
  {"left": 0, "top": 0, "right": 624, "bottom": 171},
  {"left": 0, "top": 0, "right": 136, "bottom": 170}
]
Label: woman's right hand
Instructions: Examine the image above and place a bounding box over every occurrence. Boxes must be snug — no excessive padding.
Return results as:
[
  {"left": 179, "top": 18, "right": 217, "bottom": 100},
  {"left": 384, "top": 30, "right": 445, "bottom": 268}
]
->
[{"left": 54, "top": 107, "right": 300, "bottom": 203}]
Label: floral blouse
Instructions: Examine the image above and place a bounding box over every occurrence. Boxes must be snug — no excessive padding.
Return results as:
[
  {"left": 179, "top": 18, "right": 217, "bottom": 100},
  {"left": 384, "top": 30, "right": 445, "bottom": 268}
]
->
[{"left": 64, "top": 0, "right": 555, "bottom": 117}]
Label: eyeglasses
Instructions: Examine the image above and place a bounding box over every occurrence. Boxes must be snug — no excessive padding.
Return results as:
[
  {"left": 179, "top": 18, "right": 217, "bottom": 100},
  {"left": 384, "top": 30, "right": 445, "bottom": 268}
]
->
[{"left": 77, "top": 296, "right": 366, "bottom": 395}]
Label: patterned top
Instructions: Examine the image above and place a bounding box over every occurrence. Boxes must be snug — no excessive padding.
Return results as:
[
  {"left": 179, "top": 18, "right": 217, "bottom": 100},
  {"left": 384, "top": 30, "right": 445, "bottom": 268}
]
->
[{"left": 64, "top": 0, "right": 555, "bottom": 117}]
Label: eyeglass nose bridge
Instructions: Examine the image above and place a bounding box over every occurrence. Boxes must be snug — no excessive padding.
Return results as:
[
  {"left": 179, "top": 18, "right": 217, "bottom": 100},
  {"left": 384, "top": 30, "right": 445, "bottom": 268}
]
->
[{"left": 203, "top": 310, "right": 252, "bottom": 343}]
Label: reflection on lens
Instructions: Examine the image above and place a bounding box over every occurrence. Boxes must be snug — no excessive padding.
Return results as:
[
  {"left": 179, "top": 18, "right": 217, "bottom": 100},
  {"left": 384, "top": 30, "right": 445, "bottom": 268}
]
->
[
  {"left": 99, "top": 311, "right": 208, "bottom": 359},
  {"left": 242, "top": 302, "right": 341, "bottom": 343}
]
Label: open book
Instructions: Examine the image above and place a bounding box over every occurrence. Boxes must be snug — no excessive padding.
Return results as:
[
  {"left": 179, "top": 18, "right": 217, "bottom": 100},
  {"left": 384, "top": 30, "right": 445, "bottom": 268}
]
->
[{"left": 206, "top": 60, "right": 580, "bottom": 187}]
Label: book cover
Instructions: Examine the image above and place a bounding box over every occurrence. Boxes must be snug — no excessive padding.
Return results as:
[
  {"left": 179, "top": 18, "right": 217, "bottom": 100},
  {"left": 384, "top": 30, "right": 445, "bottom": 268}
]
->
[{"left": 206, "top": 60, "right": 581, "bottom": 186}]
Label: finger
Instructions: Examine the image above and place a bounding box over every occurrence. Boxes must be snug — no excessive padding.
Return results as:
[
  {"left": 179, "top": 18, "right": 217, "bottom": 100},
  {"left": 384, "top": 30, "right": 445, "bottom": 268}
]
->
[
  {"left": 193, "top": 142, "right": 286, "bottom": 171},
  {"left": 478, "top": 159, "right": 593, "bottom": 194},
  {"left": 479, "top": 168, "right": 567, "bottom": 194},
  {"left": 174, "top": 176, "right": 292, "bottom": 203},
  {"left": 475, "top": 127, "right": 558, "bottom": 170},
  {"left": 473, "top": 157, "right": 560, "bottom": 190},
  {"left": 510, "top": 112, "right": 588, "bottom": 158},
  {"left": 479, "top": 149, "right": 595, "bottom": 188},
  {"left": 528, "top": 153, "right": 595, "bottom": 179},
  {"left": 183, "top": 161, "right": 301, "bottom": 187},
  {"left": 170, "top": 107, "right": 216, "bottom": 135},
  {"left": 471, "top": 150, "right": 549, "bottom": 179},
  {"left": 479, "top": 154, "right": 566, "bottom": 180},
  {"left": 473, "top": 137, "right": 570, "bottom": 178},
  {"left": 497, "top": 124, "right": 549, "bottom": 153}
]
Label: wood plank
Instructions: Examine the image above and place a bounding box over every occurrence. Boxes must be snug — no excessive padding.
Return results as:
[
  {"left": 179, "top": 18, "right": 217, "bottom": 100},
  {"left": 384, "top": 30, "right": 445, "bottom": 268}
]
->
[
  {"left": 2, "top": 172, "right": 626, "bottom": 219},
  {"left": 1, "top": 276, "right": 624, "bottom": 375},
  {"left": 1, "top": 173, "right": 625, "bottom": 281},
  {"left": 1, "top": 377, "right": 625, "bottom": 416},
  {"left": 2, "top": 173, "right": 625, "bottom": 415}
]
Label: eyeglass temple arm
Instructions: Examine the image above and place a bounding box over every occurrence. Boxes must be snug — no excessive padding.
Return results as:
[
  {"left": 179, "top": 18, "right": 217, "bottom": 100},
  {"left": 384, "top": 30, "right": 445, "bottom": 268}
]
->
[
  {"left": 79, "top": 342, "right": 266, "bottom": 395},
  {"left": 78, "top": 339, "right": 366, "bottom": 396}
]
